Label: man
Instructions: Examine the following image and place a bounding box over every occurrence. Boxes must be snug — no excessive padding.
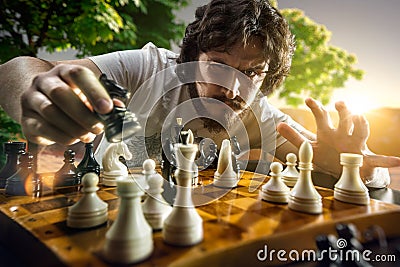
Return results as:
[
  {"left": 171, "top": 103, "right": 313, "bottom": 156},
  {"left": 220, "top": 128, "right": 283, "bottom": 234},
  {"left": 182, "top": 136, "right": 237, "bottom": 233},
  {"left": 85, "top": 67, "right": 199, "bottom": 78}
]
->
[{"left": 0, "top": 0, "right": 399, "bottom": 188}]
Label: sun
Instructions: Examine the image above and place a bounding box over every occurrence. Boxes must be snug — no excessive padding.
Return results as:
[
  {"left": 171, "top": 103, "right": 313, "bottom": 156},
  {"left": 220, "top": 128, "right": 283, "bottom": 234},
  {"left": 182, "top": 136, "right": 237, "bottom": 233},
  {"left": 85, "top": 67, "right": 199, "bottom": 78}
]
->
[{"left": 330, "top": 89, "right": 379, "bottom": 115}]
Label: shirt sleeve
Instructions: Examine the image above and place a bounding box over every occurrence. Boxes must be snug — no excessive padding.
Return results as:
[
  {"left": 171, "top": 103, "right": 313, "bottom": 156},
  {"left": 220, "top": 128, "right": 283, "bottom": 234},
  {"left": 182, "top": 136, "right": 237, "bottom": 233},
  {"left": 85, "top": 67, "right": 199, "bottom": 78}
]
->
[{"left": 88, "top": 42, "right": 178, "bottom": 96}]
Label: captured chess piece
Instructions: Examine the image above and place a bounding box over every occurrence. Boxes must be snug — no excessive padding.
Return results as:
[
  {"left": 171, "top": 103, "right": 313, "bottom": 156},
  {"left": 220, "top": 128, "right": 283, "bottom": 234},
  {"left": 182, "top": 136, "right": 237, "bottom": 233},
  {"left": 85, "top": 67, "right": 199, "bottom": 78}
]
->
[
  {"left": 260, "top": 162, "right": 290, "bottom": 203},
  {"left": 5, "top": 152, "right": 34, "bottom": 196},
  {"left": 142, "top": 159, "right": 172, "bottom": 230},
  {"left": 163, "top": 133, "right": 203, "bottom": 246},
  {"left": 98, "top": 74, "right": 141, "bottom": 143},
  {"left": 213, "top": 139, "right": 238, "bottom": 188},
  {"left": 334, "top": 153, "right": 370, "bottom": 205},
  {"left": 76, "top": 142, "right": 100, "bottom": 181},
  {"left": 103, "top": 178, "right": 153, "bottom": 264},
  {"left": 0, "top": 141, "right": 26, "bottom": 188},
  {"left": 282, "top": 153, "right": 299, "bottom": 187},
  {"left": 67, "top": 173, "right": 108, "bottom": 228},
  {"left": 53, "top": 149, "right": 79, "bottom": 190},
  {"left": 102, "top": 142, "right": 132, "bottom": 187},
  {"left": 288, "top": 141, "right": 323, "bottom": 214}
]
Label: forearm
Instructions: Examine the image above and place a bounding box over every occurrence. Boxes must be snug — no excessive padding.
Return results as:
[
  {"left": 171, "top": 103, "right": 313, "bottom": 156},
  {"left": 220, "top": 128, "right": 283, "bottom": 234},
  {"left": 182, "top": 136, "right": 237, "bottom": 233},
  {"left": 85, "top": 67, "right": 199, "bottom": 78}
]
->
[{"left": 0, "top": 56, "right": 54, "bottom": 123}]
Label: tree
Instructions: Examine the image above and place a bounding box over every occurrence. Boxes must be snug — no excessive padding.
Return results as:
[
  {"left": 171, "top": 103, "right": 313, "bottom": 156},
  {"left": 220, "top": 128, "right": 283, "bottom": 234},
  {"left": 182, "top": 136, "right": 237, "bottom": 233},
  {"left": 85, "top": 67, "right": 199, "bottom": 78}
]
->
[
  {"left": 278, "top": 8, "right": 364, "bottom": 106},
  {"left": 0, "top": 0, "right": 188, "bottom": 61},
  {"left": 0, "top": 0, "right": 188, "bottom": 168}
]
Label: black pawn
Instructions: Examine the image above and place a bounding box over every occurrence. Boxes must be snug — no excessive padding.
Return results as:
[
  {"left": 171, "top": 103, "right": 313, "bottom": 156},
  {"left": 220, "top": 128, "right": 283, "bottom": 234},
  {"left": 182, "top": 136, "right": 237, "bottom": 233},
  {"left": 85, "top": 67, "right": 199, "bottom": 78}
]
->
[
  {"left": 76, "top": 142, "right": 100, "bottom": 181},
  {"left": 5, "top": 152, "right": 34, "bottom": 196},
  {"left": 0, "top": 141, "right": 26, "bottom": 188},
  {"left": 53, "top": 149, "right": 79, "bottom": 190}
]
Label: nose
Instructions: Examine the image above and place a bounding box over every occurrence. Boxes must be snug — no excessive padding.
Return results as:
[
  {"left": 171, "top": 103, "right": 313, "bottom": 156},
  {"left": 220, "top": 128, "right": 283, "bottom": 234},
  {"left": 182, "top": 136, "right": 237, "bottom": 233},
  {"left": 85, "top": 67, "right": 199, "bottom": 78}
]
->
[{"left": 222, "top": 84, "right": 240, "bottom": 99}]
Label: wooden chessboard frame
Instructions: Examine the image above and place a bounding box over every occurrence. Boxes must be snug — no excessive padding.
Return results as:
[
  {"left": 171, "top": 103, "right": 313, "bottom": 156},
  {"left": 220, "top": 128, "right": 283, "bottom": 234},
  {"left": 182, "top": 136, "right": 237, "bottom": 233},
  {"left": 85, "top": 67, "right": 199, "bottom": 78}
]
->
[{"left": 1, "top": 169, "right": 400, "bottom": 267}]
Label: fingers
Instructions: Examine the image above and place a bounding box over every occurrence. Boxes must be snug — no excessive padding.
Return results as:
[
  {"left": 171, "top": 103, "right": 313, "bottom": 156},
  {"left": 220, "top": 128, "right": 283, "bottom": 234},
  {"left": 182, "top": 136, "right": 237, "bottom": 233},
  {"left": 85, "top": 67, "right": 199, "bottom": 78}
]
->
[
  {"left": 59, "top": 65, "right": 113, "bottom": 114},
  {"left": 305, "top": 98, "right": 333, "bottom": 130},
  {"left": 364, "top": 154, "right": 400, "bottom": 169},
  {"left": 277, "top": 122, "right": 307, "bottom": 148},
  {"left": 352, "top": 114, "right": 370, "bottom": 142},
  {"left": 335, "top": 101, "right": 353, "bottom": 134},
  {"left": 21, "top": 64, "right": 112, "bottom": 145},
  {"left": 31, "top": 75, "right": 104, "bottom": 135}
]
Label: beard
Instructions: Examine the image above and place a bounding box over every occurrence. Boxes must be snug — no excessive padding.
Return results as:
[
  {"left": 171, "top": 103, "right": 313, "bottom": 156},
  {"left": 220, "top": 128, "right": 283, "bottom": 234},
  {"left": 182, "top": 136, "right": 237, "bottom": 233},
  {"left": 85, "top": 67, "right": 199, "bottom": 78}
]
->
[{"left": 187, "top": 83, "right": 251, "bottom": 133}]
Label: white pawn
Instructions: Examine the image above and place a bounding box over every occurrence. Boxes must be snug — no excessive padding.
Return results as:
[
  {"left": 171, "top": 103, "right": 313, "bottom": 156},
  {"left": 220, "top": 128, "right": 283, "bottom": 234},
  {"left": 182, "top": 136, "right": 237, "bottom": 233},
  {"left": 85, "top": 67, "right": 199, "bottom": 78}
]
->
[
  {"left": 163, "top": 140, "right": 203, "bottom": 246},
  {"left": 334, "top": 153, "right": 370, "bottom": 205},
  {"left": 142, "top": 159, "right": 172, "bottom": 230},
  {"left": 282, "top": 153, "right": 299, "bottom": 187},
  {"left": 213, "top": 139, "right": 238, "bottom": 188},
  {"left": 67, "top": 173, "right": 108, "bottom": 228},
  {"left": 103, "top": 178, "right": 153, "bottom": 264},
  {"left": 102, "top": 142, "right": 133, "bottom": 186},
  {"left": 288, "top": 141, "right": 323, "bottom": 214},
  {"left": 260, "top": 162, "right": 290, "bottom": 203}
]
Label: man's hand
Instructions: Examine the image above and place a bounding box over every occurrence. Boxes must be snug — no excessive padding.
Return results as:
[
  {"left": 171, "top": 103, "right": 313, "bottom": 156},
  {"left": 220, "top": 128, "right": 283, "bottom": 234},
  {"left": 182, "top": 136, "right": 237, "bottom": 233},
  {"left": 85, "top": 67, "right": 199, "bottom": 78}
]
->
[
  {"left": 277, "top": 97, "right": 400, "bottom": 181},
  {"left": 20, "top": 64, "right": 113, "bottom": 145}
]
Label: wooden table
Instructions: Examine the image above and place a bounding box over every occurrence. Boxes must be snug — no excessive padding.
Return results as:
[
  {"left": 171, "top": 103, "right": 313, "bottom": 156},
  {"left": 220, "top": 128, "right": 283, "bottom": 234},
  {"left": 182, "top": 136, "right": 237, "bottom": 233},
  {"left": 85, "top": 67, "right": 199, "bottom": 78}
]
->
[{"left": 0, "top": 170, "right": 399, "bottom": 267}]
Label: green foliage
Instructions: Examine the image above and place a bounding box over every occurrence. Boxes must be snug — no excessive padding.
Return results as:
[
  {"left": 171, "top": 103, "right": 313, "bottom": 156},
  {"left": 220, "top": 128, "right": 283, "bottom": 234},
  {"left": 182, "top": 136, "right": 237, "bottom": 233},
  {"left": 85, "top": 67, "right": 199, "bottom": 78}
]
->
[
  {"left": 0, "top": 107, "right": 24, "bottom": 169},
  {"left": 279, "top": 8, "right": 364, "bottom": 106},
  {"left": 0, "top": 0, "right": 188, "bottom": 61}
]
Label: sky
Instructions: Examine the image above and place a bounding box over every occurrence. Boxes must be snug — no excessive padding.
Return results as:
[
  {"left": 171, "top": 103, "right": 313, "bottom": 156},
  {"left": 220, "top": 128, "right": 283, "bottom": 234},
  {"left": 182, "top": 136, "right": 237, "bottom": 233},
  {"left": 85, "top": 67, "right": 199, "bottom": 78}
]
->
[{"left": 39, "top": 0, "right": 400, "bottom": 110}]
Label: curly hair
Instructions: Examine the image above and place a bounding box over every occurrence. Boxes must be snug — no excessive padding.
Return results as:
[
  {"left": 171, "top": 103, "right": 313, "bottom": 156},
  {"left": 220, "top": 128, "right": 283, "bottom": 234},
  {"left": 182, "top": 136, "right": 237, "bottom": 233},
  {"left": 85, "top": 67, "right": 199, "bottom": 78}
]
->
[{"left": 177, "top": 0, "right": 295, "bottom": 95}]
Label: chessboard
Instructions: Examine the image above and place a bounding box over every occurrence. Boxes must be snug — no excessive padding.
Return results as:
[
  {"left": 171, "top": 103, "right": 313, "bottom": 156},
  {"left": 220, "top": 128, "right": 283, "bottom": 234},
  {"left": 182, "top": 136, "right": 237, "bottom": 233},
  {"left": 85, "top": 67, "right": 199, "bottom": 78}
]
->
[{"left": 0, "top": 169, "right": 400, "bottom": 267}]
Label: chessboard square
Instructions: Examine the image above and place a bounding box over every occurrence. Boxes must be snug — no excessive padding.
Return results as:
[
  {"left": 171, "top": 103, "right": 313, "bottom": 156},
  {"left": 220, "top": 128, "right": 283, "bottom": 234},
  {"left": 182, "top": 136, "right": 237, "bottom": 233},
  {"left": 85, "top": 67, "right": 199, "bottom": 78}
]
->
[
  {"left": 96, "top": 190, "right": 119, "bottom": 201},
  {"left": 236, "top": 186, "right": 260, "bottom": 198},
  {"left": 220, "top": 211, "right": 278, "bottom": 236},
  {"left": 21, "top": 197, "right": 71, "bottom": 214},
  {"left": 20, "top": 207, "right": 68, "bottom": 227},
  {"left": 224, "top": 197, "right": 259, "bottom": 211},
  {"left": 197, "top": 200, "right": 244, "bottom": 217},
  {"left": 192, "top": 193, "right": 218, "bottom": 206}
]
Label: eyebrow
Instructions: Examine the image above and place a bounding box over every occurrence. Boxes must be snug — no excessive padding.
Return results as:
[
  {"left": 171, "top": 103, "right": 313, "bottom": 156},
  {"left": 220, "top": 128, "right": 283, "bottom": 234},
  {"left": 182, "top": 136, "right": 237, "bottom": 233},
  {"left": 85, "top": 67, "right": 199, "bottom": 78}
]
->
[{"left": 208, "top": 57, "right": 267, "bottom": 71}]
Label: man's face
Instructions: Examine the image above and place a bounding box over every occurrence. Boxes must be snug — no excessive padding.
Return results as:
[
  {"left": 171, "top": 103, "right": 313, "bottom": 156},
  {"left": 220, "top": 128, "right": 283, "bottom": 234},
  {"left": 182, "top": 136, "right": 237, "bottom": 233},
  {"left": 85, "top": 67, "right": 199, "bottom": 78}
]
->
[{"left": 191, "top": 37, "right": 268, "bottom": 130}]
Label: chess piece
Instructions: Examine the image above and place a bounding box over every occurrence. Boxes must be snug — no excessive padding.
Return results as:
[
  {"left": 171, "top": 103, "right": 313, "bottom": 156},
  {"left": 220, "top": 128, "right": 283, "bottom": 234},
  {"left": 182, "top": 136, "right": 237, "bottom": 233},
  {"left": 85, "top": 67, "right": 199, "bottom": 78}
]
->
[
  {"left": 5, "top": 152, "right": 34, "bottom": 196},
  {"left": 288, "top": 141, "right": 323, "bottom": 214},
  {"left": 282, "top": 153, "right": 299, "bottom": 187},
  {"left": 334, "top": 153, "right": 370, "bottom": 205},
  {"left": 103, "top": 178, "right": 153, "bottom": 264},
  {"left": 163, "top": 141, "right": 203, "bottom": 246},
  {"left": 213, "top": 139, "right": 238, "bottom": 188},
  {"left": 53, "top": 149, "right": 79, "bottom": 190},
  {"left": 67, "top": 173, "right": 108, "bottom": 228},
  {"left": 102, "top": 142, "right": 132, "bottom": 186},
  {"left": 97, "top": 73, "right": 141, "bottom": 143},
  {"left": 142, "top": 159, "right": 172, "bottom": 230},
  {"left": 260, "top": 162, "right": 290, "bottom": 203},
  {"left": 161, "top": 137, "right": 176, "bottom": 183},
  {"left": 76, "top": 142, "right": 100, "bottom": 181},
  {"left": 0, "top": 141, "right": 26, "bottom": 188},
  {"left": 230, "top": 136, "right": 241, "bottom": 173}
]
